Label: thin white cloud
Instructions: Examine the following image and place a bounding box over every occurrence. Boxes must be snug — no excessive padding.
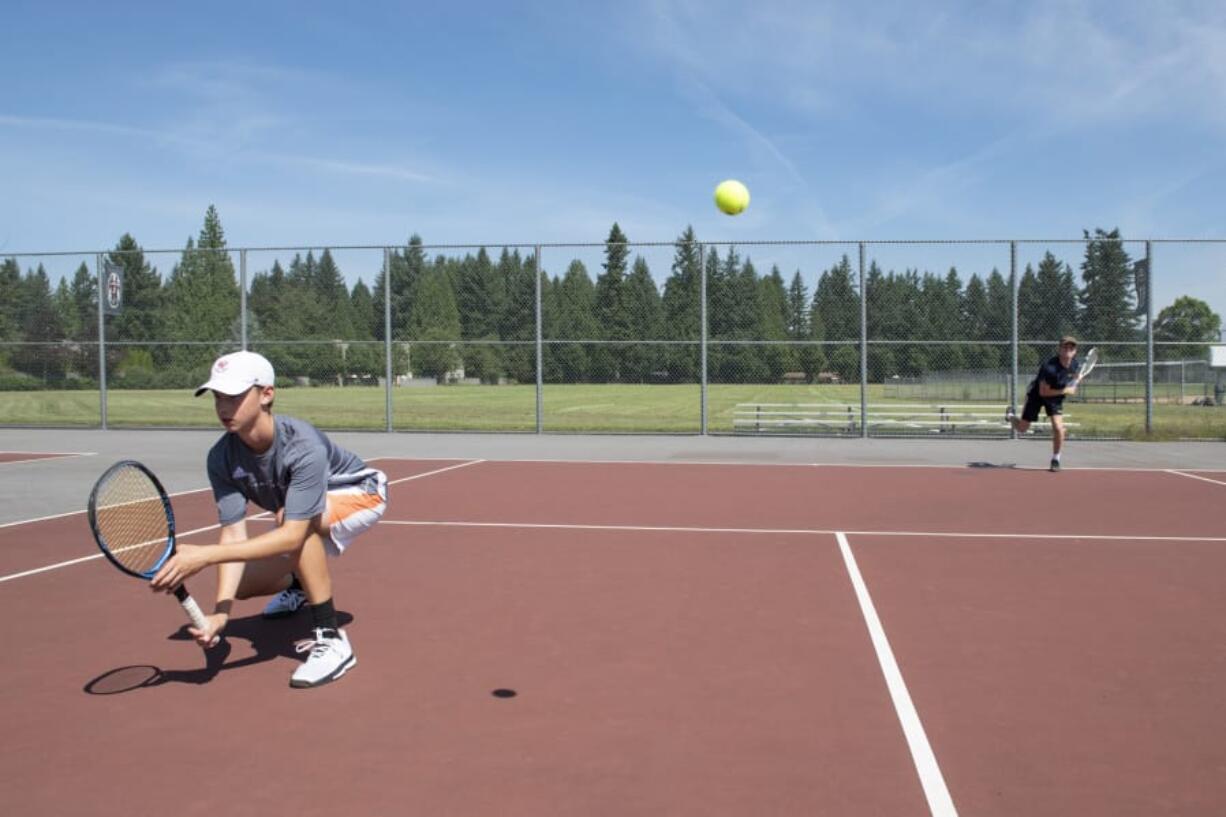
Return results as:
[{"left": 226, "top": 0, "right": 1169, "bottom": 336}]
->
[{"left": 269, "top": 154, "right": 437, "bottom": 185}]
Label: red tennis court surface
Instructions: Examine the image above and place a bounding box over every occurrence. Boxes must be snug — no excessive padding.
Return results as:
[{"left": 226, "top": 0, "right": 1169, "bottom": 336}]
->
[{"left": 1, "top": 458, "right": 1223, "bottom": 816}]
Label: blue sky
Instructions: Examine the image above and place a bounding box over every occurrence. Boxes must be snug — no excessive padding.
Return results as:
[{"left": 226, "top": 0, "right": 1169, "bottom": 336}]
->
[{"left": 2, "top": 0, "right": 1224, "bottom": 317}]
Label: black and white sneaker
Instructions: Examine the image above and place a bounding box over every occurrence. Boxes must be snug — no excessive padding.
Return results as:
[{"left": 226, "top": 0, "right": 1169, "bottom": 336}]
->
[
  {"left": 1049, "top": 458, "right": 1061, "bottom": 472},
  {"left": 1004, "top": 404, "right": 1018, "bottom": 429},
  {"left": 290, "top": 628, "right": 356, "bottom": 688},
  {"left": 262, "top": 587, "right": 307, "bottom": 619}
]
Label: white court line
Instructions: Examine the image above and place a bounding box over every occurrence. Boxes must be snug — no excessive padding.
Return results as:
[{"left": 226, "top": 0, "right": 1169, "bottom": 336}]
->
[
  {"left": 387, "top": 459, "right": 484, "bottom": 485},
  {"left": 374, "top": 519, "right": 1226, "bottom": 543},
  {"left": 1166, "top": 469, "right": 1226, "bottom": 487},
  {"left": 0, "top": 520, "right": 227, "bottom": 584},
  {"left": 0, "top": 485, "right": 215, "bottom": 530},
  {"left": 0, "top": 460, "right": 484, "bottom": 584},
  {"left": 0, "top": 452, "right": 95, "bottom": 466},
  {"left": 836, "top": 532, "right": 957, "bottom": 816},
  {"left": 348, "top": 455, "right": 1226, "bottom": 474},
  {"left": 0, "top": 461, "right": 482, "bottom": 533}
]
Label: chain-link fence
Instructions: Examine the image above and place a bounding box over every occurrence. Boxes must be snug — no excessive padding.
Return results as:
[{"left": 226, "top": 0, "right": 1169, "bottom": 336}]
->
[{"left": 2, "top": 238, "right": 1224, "bottom": 439}]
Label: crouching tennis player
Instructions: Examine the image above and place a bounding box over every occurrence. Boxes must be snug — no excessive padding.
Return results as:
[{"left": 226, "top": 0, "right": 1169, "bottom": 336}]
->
[{"left": 150, "top": 351, "right": 387, "bottom": 688}]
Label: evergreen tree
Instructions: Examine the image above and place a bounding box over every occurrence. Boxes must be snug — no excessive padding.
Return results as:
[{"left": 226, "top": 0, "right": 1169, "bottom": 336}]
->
[
  {"left": 455, "top": 248, "right": 506, "bottom": 341},
  {"left": 660, "top": 227, "right": 702, "bottom": 381},
  {"left": 163, "top": 206, "right": 240, "bottom": 379},
  {"left": 381, "top": 235, "right": 426, "bottom": 339},
  {"left": 407, "top": 266, "right": 462, "bottom": 380},
  {"left": 67, "top": 262, "right": 98, "bottom": 342},
  {"left": 592, "top": 223, "right": 633, "bottom": 381},
  {"left": 621, "top": 255, "right": 664, "bottom": 381},
  {"left": 812, "top": 255, "right": 859, "bottom": 340},
  {"left": 343, "top": 278, "right": 384, "bottom": 381},
  {"left": 812, "top": 255, "right": 859, "bottom": 381},
  {"left": 549, "top": 259, "right": 599, "bottom": 382},
  {"left": 786, "top": 270, "right": 810, "bottom": 340},
  {"left": 1036, "top": 252, "right": 1080, "bottom": 340},
  {"left": 757, "top": 265, "right": 795, "bottom": 379},
  {"left": 1078, "top": 228, "right": 1138, "bottom": 345},
  {"left": 0, "top": 258, "right": 20, "bottom": 343},
  {"left": 107, "top": 234, "right": 163, "bottom": 344},
  {"left": 12, "top": 265, "right": 66, "bottom": 381},
  {"left": 961, "top": 273, "right": 996, "bottom": 369},
  {"left": 314, "top": 249, "right": 354, "bottom": 338},
  {"left": 984, "top": 269, "right": 1012, "bottom": 342},
  {"left": 499, "top": 248, "right": 537, "bottom": 382}
]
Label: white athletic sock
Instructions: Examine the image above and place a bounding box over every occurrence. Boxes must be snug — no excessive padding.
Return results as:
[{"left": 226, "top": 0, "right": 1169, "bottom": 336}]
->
[{"left": 1053, "top": 452, "right": 1062, "bottom": 461}]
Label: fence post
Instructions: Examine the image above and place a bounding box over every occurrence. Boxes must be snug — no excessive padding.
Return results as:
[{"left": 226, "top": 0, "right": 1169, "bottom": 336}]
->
[
  {"left": 859, "top": 242, "right": 868, "bottom": 438},
  {"left": 535, "top": 244, "right": 543, "bottom": 434},
  {"left": 240, "top": 249, "right": 248, "bottom": 350},
  {"left": 1145, "top": 240, "right": 1154, "bottom": 433},
  {"left": 1010, "top": 241, "right": 1018, "bottom": 439},
  {"left": 383, "top": 247, "right": 393, "bottom": 433},
  {"left": 95, "top": 253, "right": 107, "bottom": 430},
  {"left": 700, "top": 242, "right": 708, "bottom": 435}
]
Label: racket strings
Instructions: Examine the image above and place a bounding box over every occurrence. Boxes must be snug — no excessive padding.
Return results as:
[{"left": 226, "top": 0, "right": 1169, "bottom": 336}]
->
[{"left": 93, "top": 468, "right": 172, "bottom": 574}]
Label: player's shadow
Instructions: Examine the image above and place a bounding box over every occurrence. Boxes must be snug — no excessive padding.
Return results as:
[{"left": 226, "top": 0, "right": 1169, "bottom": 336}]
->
[
  {"left": 967, "top": 461, "right": 1018, "bottom": 469},
  {"left": 82, "top": 610, "right": 354, "bottom": 694}
]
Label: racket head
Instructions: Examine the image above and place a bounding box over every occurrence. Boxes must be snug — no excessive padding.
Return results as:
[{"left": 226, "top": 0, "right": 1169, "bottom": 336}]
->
[
  {"left": 1078, "top": 347, "right": 1098, "bottom": 378},
  {"left": 87, "top": 460, "right": 177, "bottom": 580}
]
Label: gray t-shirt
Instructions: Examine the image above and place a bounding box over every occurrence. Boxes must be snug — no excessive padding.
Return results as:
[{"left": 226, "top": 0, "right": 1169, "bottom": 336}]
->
[{"left": 207, "top": 414, "right": 369, "bottom": 526}]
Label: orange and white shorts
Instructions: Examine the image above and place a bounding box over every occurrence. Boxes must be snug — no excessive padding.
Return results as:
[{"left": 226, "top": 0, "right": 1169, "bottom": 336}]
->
[{"left": 323, "top": 469, "right": 388, "bottom": 556}]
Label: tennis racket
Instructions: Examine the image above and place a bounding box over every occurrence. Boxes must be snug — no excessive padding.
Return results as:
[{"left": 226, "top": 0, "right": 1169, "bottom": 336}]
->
[
  {"left": 88, "top": 460, "right": 211, "bottom": 638},
  {"left": 1074, "top": 347, "right": 1098, "bottom": 382}
]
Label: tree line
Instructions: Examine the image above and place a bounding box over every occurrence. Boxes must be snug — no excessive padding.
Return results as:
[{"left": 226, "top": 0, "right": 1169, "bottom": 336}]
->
[{"left": 0, "top": 208, "right": 1220, "bottom": 390}]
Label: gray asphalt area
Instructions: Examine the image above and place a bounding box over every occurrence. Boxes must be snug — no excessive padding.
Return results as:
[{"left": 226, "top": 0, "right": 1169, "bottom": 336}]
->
[{"left": 0, "top": 427, "right": 1220, "bottom": 526}]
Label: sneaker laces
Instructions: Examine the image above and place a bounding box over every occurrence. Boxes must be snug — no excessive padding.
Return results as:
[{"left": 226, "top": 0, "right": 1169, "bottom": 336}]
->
[{"left": 295, "top": 628, "right": 340, "bottom": 659}]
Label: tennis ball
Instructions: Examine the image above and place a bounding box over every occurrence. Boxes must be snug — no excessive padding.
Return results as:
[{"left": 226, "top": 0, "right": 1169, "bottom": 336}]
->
[{"left": 714, "top": 179, "right": 750, "bottom": 215}]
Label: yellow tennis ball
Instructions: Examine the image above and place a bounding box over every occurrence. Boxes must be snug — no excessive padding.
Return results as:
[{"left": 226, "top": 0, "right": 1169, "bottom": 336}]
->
[{"left": 714, "top": 179, "right": 750, "bottom": 215}]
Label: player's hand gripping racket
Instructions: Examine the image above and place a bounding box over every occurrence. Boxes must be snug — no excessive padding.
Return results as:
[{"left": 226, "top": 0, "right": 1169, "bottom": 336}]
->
[
  {"left": 1074, "top": 347, "right": 1098, "bottom": 383},
  {"left": 88, "top": 460, "right": 212, "bottom": 644}
]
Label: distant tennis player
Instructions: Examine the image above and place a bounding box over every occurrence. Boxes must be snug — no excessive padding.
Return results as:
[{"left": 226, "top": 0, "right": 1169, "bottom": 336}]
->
[
  {"left": 150, "top": 351, "right": 387, "bottom": 688},
  {"left": 1006, "top": 336, "right": 1083, "bottom": 472}
]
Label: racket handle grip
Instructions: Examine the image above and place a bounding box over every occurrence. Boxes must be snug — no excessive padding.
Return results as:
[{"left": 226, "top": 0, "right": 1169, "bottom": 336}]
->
[{"left": 172, "top": 584, "right": 210, "bottom": 632}]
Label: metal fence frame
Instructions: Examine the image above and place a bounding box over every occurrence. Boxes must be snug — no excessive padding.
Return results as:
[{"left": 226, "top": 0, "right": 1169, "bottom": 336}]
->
[{"left": 1, "top": 238, "right": 1223, "bottom": 438}]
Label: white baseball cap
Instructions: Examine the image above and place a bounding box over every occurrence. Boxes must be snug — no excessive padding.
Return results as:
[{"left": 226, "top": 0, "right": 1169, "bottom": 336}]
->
[{"left": 195, "top": 351, "right": 276, "bottom": 397}]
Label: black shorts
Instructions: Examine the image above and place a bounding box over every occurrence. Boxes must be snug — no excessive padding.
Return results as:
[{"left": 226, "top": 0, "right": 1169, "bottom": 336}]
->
[{"left": 1021, "top": 391, "right": 1063, "bottom": 422}]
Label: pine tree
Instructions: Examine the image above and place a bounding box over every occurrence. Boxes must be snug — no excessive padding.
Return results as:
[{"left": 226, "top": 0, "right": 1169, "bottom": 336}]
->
[
  {"left": 164, "top": 207, "right": 240, "bottom": 378},
  {"left": 407, "top": 266, "right": 462, "bottom": 380},
  {"left": 456, "top": 248, "right": 506, "bottom": 341},
  {"left": 499, "top": 248, "right": 537, "bottom": 382},
  {"left": 622, "top": 255, "right": 664, "bottom": 381},
  {"left": 1036, "top": 252, "right": 1079, "bottom": 341},
  {"left": 660, "top": 227, "right": 702, "bottom": 381},
  {"left": 593, "top": 223, "right": 633, "bottom": 381},
  {"left": 1078, "top": 228, "right": 1138, "bottom": 346},
  {"left": 107, "top": 234, "right": 163, "bottom": 344},
  {"left": 0, "top": 258, "right": 20, "bottom": 343},
  {"left": 757, "top": 265, "right": 795, "bottom": 379},
  {"left": 812, "top": 255, "right": 860, "bottom": 381},
  {"left": 12, "top": 265, "right": 66, "bottom": 381},
  {"left": 314, "top": 250, "right": 354, "bottom": 338},
  {"left": 550, "top": 259, "right": 599, "bottom": 382}
]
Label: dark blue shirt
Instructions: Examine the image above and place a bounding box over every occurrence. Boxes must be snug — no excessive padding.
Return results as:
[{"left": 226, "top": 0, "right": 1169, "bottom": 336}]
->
[{"left": 1027, "top": 355, "right": 1079, "bottom": 400}]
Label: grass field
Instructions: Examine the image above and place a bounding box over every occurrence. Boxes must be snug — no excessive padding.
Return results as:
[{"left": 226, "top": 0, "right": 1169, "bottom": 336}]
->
[{"left": 1, "top": 384, "right": 1223, "bottom": 439}]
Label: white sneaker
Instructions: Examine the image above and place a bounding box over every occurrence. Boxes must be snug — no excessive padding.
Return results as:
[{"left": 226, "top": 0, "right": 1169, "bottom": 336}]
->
[
  {"left": 290, "top": 628, "right": 356, "bottom": 688},
  {"left": 262, "top": 588, "right": 307, "bottom": 619}
]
